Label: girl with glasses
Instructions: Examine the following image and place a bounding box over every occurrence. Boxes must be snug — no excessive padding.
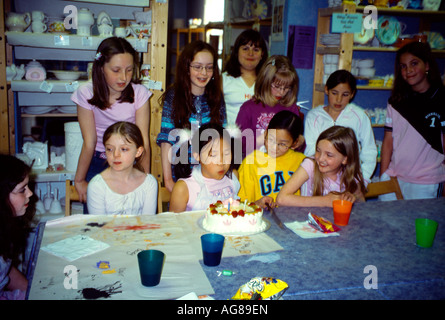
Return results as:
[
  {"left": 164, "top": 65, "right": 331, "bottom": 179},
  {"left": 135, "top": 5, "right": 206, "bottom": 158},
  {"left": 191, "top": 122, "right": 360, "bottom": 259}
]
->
[
  {"left": 235, "top": 55, "right": 304, "bottom": 160},
  {"left": 156, "top": 41, "right": 227, "bottom": 192},
  {"left": 238, "top": 111, "right": 305, "bottom": 208}
]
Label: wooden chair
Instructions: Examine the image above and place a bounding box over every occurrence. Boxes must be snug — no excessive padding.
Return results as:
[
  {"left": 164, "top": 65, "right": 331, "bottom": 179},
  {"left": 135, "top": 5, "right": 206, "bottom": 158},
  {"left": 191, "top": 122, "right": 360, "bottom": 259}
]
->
[
  {"left": 365, "top": 176, "right": 404, "bottom": 200},
  {"left": 157, "top": 180, "right": 171, "bottom": 213},
  {"left": 65, "top": 179, "right": 80, "bottom": 216}
]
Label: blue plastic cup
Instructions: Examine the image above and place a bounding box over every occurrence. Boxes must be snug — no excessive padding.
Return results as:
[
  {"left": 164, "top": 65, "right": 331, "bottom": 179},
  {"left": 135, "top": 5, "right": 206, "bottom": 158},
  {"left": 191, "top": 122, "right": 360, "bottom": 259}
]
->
[
  {"left": 137, "top": 249, "right": 165, "bottom": 287},
  {"left": 201, "top": 233, "right": 225, "bottom": 266}
]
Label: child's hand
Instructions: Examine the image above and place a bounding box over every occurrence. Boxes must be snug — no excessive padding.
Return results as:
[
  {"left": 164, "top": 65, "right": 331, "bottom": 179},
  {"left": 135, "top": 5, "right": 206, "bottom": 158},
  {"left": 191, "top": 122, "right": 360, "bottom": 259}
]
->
[
  {"left": 340, "top": 192, "right": 357, "bottom": 203},
  {"left": 75, "top": 180, "right": 88, "bottom": 203},
  {"left": 255, "top": 196, "right": 276, "bottom": 209}
]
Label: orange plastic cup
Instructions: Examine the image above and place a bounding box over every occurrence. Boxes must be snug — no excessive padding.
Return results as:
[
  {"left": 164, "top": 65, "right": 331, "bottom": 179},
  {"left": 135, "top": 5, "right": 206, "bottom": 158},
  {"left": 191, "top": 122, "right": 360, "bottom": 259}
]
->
[{"left": 333, "top": 200, "right": 353, "bottom": 226}]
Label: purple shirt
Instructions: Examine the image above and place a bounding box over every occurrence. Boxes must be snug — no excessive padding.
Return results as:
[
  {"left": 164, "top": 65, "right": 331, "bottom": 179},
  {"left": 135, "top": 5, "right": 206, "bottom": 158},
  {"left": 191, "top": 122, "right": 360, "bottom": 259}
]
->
[{"left": 235, "top": 99, "right": 303, "bottom": 157}]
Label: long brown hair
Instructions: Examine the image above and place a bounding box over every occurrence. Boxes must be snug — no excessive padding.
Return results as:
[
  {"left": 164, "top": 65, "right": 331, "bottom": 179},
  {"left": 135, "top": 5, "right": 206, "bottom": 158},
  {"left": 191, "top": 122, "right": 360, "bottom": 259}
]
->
[
  {"left": 103, "top": 121, "right": 145, "bottom": 172},
  {"left": 312, "top": 126, "right": 366, "bottom": 197},
  {"left": 254, "top": 55, "right": 299, "bottom": 107},
  {"left": 389, "top": 42, "right": 443, "bottom": 106},
  {"left": 88, "top": 37, "right": 141, "bottom": 110},
  {"left": 160, "top": 40, "right": 223, "bottom": 129}
]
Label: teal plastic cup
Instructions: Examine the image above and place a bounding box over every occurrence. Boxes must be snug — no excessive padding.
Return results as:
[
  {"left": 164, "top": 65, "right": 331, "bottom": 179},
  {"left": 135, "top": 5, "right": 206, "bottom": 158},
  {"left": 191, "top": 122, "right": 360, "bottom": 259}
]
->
[
  {"left": 201, "top": 233, "right": 225, "bottom": 266},
  {"left": 137, "top": 249, "right": 165, "bottom": 286},
  {"left": 415, "top": 219, "right": 438, "bottom": 248}
]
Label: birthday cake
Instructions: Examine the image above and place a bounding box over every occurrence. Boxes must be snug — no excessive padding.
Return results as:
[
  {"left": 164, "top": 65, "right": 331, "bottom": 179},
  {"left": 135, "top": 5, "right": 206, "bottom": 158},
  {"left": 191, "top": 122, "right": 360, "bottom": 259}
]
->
[{"left": 203, "top": 200, "right": 267, "bottom": 234}]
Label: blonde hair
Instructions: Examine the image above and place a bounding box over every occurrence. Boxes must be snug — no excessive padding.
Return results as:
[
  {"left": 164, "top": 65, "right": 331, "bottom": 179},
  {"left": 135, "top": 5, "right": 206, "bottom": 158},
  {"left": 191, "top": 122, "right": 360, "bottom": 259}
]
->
[
  {"left": 312, "top": 126, "right": 366, "bottom": 197},
  {"left": 254, "top": 55, "right": 299, "bottom": 107}
]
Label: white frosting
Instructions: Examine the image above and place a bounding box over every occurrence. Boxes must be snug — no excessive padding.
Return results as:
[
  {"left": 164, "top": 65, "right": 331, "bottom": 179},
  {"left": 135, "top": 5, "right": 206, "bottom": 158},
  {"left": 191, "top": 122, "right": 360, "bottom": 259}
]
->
[{"left": 203, "top": 203, "right": 266, "bottom": 233}]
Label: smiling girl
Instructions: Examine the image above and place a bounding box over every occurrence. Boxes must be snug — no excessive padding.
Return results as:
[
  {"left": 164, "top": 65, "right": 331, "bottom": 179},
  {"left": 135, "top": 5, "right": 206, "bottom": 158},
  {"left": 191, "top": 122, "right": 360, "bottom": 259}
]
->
[
  {"left": 223, "top": 29, "right": 268, "bottom": 125},
  {"left": 277, "top": 126, "right": 366, "bottom": 207},
  {"left": 380, "top": 42, "right": 445, "bottom": 200},
  {"left": 1, "top": 155, "right": 34, "bottom": 299},
  {"left": 71, "top": 37, "right": 152, "bottom": 210},
  {"left": 87, "top": 122, "right": 157, "bottom": 215},
  {"left": 156, "top": 41, "right": 226, "bottom": 192},
  {"left": 304, "top": 70, "right": 377, "bottom": 182}
]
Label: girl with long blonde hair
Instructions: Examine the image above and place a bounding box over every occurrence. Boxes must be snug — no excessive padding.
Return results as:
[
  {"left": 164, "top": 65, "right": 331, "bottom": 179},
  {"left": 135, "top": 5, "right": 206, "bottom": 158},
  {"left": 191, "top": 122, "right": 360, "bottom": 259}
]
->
[{"left": 277, "top": 126, "right": 366, "bottom": 207}]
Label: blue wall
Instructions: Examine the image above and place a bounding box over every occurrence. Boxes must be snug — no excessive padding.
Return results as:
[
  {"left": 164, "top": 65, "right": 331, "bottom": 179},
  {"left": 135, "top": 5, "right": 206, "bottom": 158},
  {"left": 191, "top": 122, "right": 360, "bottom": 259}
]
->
[{"left": 270, "top": 0, "right": 328, "bottom": 113}]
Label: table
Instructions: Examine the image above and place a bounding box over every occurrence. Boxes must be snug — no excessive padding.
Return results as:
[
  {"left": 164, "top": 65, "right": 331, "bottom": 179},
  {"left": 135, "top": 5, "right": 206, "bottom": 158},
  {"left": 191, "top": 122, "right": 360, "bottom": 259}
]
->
[
  {"left": 201, "top": 198, "right": 445, "bottom": 300},
  {"left": 27, "top": 198, "right": 445, "bottom": 300}
]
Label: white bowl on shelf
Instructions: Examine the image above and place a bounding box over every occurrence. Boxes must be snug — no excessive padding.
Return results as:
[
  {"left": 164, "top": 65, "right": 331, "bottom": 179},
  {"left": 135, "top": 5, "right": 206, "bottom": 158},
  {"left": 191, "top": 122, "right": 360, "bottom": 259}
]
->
[{"left": 49, "top": 70, "right": 85, "bottom": 81}]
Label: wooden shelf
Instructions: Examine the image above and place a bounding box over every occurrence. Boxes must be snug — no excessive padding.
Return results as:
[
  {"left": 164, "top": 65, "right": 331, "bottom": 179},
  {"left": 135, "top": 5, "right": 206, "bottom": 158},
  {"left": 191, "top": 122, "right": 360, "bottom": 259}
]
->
[
  {"left": 11, "top": 80, "right": 88, "bottom": 93},
  {"left": 356, "top": 6, "right": 445, "bottom": 17},
  {"left": 6, "top": 31, "right": 148, "bottom": 52},
  {"left": 21, "top": 113, "right": 76, "bottom": 118}
]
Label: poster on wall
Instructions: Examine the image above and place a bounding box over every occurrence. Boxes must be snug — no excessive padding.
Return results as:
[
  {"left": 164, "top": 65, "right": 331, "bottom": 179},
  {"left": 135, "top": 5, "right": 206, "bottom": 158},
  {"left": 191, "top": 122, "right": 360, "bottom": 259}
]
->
[
  {"left": 272, "top": 0, "right": 285, "bottom": 41},
  {"left": 287, "top": 25, "right": 315, "bottom": 69}
]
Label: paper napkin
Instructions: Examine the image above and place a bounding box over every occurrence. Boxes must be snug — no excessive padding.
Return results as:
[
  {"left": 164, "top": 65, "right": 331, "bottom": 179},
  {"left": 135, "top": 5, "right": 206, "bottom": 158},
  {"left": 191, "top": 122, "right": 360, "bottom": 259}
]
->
[
  {"left": 41, "top": 235, "right": 110, "bottom": 261},
  {"left": 284, "top": 220, "right": 340, "bottom": 239}
]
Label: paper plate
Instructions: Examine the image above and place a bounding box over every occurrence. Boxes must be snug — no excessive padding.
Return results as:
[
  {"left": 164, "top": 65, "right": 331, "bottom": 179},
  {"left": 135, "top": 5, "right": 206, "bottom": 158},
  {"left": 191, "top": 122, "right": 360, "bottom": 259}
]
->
[{"left": 375, "top": 16, "right": 401, "bottom": 45}]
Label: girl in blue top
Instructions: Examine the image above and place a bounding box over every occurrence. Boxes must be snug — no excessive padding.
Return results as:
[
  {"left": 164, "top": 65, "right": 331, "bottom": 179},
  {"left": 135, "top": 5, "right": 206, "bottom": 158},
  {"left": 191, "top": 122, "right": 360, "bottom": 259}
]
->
[{"left": 156, "top": 40, "right": 227, "bottom": 192}]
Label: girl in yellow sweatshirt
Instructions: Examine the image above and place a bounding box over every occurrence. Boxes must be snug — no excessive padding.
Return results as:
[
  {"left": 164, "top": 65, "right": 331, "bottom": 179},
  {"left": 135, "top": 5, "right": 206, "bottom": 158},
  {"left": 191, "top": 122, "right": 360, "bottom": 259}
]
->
[{"left": 238, "top": 110, "right": 305, "bottom": 208}]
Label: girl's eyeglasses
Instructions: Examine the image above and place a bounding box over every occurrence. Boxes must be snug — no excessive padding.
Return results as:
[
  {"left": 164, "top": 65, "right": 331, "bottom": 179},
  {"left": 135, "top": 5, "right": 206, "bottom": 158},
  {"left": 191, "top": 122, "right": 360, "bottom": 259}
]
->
[
  {"left": 271, "top": 83, "right": 291, "bottom": 93},
  {"left": 190, "top": 64, "right": 214, "bottom": 73},
  {"left": 266, "top": 135, "right": 291, "bottom": 151}
]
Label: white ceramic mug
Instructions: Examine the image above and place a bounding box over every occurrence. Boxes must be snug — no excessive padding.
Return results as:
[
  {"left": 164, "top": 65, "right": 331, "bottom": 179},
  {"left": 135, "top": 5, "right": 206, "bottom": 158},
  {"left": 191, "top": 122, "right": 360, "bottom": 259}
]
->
[
  {"left": 32, "top": 21, "right": 47, "bottom": 33},
  {"left": 32, "top": 11, "right": 47, "bottom": 23},
  {"left": 114, "top": 27, "right": 130, "bottom": 38}
]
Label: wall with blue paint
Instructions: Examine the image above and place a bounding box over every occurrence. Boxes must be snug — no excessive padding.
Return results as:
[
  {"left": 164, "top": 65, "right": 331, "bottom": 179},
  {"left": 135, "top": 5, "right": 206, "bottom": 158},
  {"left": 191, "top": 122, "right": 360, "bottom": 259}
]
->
[{"left": 270, "top": 0, "right": 328, "bottom": 113}]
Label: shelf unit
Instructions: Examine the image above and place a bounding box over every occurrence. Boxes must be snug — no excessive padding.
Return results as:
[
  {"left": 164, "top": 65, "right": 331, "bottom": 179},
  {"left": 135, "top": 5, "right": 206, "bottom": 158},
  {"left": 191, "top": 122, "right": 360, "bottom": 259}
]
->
[
  {"left": 2, "top": 0, "right": 168, "bottom": 182},
  {"left": 312, "top": 4, "right": 445, "bottom": 108}
]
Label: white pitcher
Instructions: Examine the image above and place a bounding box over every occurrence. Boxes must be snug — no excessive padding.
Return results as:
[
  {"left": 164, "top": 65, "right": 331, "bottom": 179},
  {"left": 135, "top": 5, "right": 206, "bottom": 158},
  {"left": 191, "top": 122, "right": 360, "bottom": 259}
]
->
[{"left": 6, "top": 12, "right": 31, "bottom": 32}]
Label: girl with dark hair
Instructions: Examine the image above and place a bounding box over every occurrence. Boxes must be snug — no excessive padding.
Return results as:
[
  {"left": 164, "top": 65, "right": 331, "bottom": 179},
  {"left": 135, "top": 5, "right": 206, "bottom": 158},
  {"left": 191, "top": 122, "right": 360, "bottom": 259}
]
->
[
  {"left": 238, "top": 110, "right": 305, "bottom": 208},
  {"left": 0, "top": 154, "right": 34, "bottom": 299},
  {"left": 277, "top": 126, "right": 366, "bottom": 207},
  {"left": 156, "top": 40, "right": 226, "bottom": 192},
  {"left": 380, "top": 42, "right": 445, "bottom": 200},
  {"left": 71, "top": 37, "right": 152, "bottom": 207},
  {"left": 87, "top": 122, "right": 157, "bottom": 215},
  {"left": 304, "top": 69, "right": 377, "bottom": 182},
  {"left": 169, "top": 123, "right": 238, "bottom": 213},
  {"left": 223, "top": 29, "right": 268, "bottom": 124}
]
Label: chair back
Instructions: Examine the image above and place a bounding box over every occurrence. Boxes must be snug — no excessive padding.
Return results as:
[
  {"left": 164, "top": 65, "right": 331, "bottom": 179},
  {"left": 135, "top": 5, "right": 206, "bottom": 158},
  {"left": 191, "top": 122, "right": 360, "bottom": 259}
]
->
[
  {"left": 157, "top": 180, "right": 171, "bottom": 213},
  {"left": 365, "top": 176, "right": 404, "bottom": 200},
  {"left": 65, "top": 179, "right": 80, "bottom": 216}
]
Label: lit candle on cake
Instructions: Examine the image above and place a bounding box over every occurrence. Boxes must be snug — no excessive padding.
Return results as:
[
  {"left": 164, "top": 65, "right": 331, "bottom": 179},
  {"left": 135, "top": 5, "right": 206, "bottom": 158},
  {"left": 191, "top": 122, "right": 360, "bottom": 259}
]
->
[{"left": 243, "top": 199, "right": 247, "bottom": 210}]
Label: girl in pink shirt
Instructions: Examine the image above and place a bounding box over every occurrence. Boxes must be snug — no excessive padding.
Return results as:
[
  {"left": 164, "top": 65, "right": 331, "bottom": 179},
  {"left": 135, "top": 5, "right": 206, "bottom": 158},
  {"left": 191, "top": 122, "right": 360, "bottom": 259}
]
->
[
  {"left": 71, "top": 37, "right": 152, "bottom": 207},
  {"left": 380, "top": 42, "right": 445, "bottom": 200},
  {"left": 277, "top": 126, "right": 366, "bottom": 207},
  {"left": 170, "top": 123, "right": 240, "bottom": 212}
]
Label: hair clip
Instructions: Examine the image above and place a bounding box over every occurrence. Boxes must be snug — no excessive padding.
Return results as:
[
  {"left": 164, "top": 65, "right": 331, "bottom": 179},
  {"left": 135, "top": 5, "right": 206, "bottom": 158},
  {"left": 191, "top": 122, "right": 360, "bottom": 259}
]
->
[
  {"left": 95, "top": 52, "right": 102, "bottom": 61},
  {"left": 271, "top": 59, "right": 275, "bottom": 66}
]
